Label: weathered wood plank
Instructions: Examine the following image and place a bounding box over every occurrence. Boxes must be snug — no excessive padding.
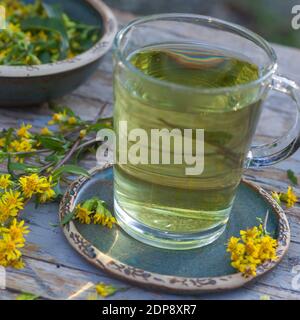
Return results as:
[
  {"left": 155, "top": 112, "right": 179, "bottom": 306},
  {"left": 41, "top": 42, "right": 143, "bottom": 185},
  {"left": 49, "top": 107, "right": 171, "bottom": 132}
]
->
[{"left": 0, "top": 289, "right": 20, "bottom": 300}]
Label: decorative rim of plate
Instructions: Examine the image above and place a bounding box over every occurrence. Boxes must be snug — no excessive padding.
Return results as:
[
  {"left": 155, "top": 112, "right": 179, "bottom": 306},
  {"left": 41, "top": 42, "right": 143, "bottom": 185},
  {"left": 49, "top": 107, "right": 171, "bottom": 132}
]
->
[
  {"left": 59, "top": 163, "right": 290, "bottom": 294},
  {"left": 0, "top": 0, "right": 118, "bottom": 78}
]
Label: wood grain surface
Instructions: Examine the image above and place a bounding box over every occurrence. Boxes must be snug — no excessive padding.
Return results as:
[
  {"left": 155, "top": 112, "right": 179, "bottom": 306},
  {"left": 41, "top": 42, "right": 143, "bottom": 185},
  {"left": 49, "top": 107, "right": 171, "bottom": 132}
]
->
[{"left": 0, "top": 10, "right": 300, "bottom": 300}]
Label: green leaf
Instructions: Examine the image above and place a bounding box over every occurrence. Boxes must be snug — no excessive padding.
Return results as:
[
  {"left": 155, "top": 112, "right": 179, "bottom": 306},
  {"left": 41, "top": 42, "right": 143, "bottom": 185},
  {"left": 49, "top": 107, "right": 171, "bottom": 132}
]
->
[
  {"left": 8, "top": 161, "right": 40, "bottom": 174},
  {"left": 61, "top": 210, "right": 75, "bottom": 226},
  {"left": 95, "top": 199, "right": 112, "bottom": 217},
  {"left": 21, "top": 17, "right": 69, "bottom": 59},
  {"left": 53, "top": 181, "right": 64, "bottom": 197},
  {"left": 52, "top": 164, "right": 90, "bottom": 179},
  {"left": 287, "top": 169, "right": 298, "bottom": 185},
  {"left": 42, "top": 2, "right": 63, "bottom": 19},
  {"left": 39, "top": 136, "right": 67, "bottom": 151},
  {"left": 0, "top": 151, "right": 6, "bottom": 163},
  {"left": 44, "top": 153, "right": 62, "bottom": 163},
  {"left": 16, "top": 292, "right": 39, "bottom": 300},
  {"left": 88, "top": 123, "right": 113, "bottom": 133},
  {"left": 4, "top": 128, "right": 14, "bottom": 152},
  {"left": 39, "top": 51, "right": 52, "bottom": 64},
  {"left": 49, "top": 223, "right": 59, "bottom": 227}
]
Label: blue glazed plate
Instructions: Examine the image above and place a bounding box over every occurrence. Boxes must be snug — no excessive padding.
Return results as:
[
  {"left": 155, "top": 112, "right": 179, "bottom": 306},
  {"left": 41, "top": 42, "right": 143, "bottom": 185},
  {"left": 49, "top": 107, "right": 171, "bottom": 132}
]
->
[{"left": 59, "top": 164, "right": 290, "bottom": 294}]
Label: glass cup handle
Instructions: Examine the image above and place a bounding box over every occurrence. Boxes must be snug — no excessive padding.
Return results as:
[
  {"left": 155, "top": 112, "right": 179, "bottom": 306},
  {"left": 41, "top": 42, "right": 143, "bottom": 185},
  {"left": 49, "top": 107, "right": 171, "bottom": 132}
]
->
[{"left": 247, "top": 74, "right": 300, "bottom": 168}]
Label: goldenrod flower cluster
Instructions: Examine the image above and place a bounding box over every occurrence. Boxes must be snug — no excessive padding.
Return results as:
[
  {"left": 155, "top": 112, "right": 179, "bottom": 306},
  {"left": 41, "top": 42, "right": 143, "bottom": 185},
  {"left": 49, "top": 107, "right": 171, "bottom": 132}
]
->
[
  {"left": 0, "top": 106, "right": 114, "bottom": 271},
  {"left": 1, "top": 0, "right": 100, "bottom": 66},
  {"left": 272, "top": 186, "right": 298, "bottom": 208},
  {"left": 0, "top": 219, "right": 29, "bottom": 269},
  {"left": 227, "top": 224, "right": 278, "bottom": 277},
  {"left": 0, "top": 173, "right": 56, "bottom": 268},
  {"left": 48, "top": 111, "right": 81, "bottom": 132},
  {"left": 0, "top": 122, "right": 53, "bottom": 162},
  {"left": 75, "top": 198, "right": 116, "bottom": 229},
  {"left": 5, "top": 123, "right": 37, "bottom": 162},
  {"left": 19, "top": 174, "right": 56, "bottom": 203},
  {"left": 40, "top": 127, "right": 53, "bottom": 136}
]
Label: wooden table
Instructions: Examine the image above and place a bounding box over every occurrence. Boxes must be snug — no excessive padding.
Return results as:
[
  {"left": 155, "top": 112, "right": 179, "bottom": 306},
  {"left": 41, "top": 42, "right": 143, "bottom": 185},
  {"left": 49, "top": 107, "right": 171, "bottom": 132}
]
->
[{"left": 1, "top": 10, "right": 300, "bottom": 300}]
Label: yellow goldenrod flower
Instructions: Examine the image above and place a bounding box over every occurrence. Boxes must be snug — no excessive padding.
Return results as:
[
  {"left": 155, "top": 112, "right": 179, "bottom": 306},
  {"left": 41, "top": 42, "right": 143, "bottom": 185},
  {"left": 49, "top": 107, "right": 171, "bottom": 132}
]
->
[
  {"left": 230, "top": 242, "right": 246, "bottom": 262},
  {"left": 9, "top": 138, "right": 35, "bottom": 153},
  {"left": 95, "top": 283, "right": 117, "bottom": 298},
  {"left": 38, "top": 188, "right": 56, "bottom": 203},
  {"left": 75, "top": 204, "right": 92, "bottom": 224},
  {"left": 272, "top": 186, "right": 298, "bottom": 208},
  {"left": 286, "top": 186, "right": 298, "bottom": 208},
  {"left": 67, "top": 52, "right": 75, "bottom": 59},
  {"left": 9, "top": 258, "right": 25, "bottom": 269},
  {"left": 1, "top": 219, "right": 29, "bottom": 244},
  {"left": 245, "top": 239, "right": 260, "bottom": 259},
  {"left": 227, "top": 224, "right": 278, "bottom": 277},
  {"left": 1, "top": 190, "right": 24, "bottom": 214},
  {"left": 0, "top": 201, "right": 15, "bottom": 224},
  {"left": 271, "top": 191, "right": 281, "bottom": 204},
  {"left": 68, "top": 117, "right": 77, "bottom": 125},
  {"left": 17, "top": 123, "right": 32, "bottom": 139},
  {"left": 48, "top": 111, "right": 67, "bottom": 125},
  {"left": 19, "top": 174, "right": 55, "bottom": 202},
  {"left": 227, "top": 236, "right": 240, "bottom": 252},
  {"left": 36, "top": 176, "right": 56, "bottom": 203},
  {"left": 7, "top": 23, "right": 21, "bottom": 33},
  {"left": 0, "top": 49, "right": 8, "bottom": 61},
  {"left": 40, "top": 127, "right": 53, "bottom": 136},
  {"left": 79, "top": 129, "right": 87, "bottom": 139},
  {"left": 240, "top": 226, "right": 261, "bottom": 242},
  {"left": 76, "top": 198, "right": 117, "bottom": 228},
  {"left": 0, "top": 174, "right": 13, "bottom": 190},
  {"left": 19, "top": 173, "right": 41, "bottom": 198},
  {"left": 53, "top": 113, "right": 64, "bottom": 122},
  {"left": 93, "top": 200, "right": 117, "bottom": 228},
  {"left": 93, "top": 213, "right": 117, "bottom": 228},
  {"left": 0, "top": 190, "right": 24, "bottom": 222},
  {"left": 37, "top": 31, "right": 48, "bottom": 41},
  {"left": 102, "top": 216, "right": 117, "bottom": 229},
  {"left": 93, "top": 212, "right": 105, "bottom": 225},
  {"left": 0, "top": 137, "right": 5, "bottom": 148},
  {"left": 0, "top": 233, "right": 24, "bottom": 262},
  {"left": 259, "top": 236, "right": 278, "bottom": 261}
]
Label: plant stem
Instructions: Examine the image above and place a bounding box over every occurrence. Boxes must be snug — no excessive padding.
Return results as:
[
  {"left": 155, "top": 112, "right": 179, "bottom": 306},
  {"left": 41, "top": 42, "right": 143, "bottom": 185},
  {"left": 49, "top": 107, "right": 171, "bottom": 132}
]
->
[
  {"left": 51, "top": 138, "right": 82, "bottom": 172},
  {"left": 75, "top": 138, "right": 98, "bottom": 151},
  {"left": 1, "top": 149, "right": 49, "bottom": 156}
]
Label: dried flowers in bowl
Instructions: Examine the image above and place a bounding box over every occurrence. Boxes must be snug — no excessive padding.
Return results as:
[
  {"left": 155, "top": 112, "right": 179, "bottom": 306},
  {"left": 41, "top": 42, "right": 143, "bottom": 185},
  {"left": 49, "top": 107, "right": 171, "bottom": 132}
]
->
[
  {"left": 1, "top": 0, "right": 102, "bottom": 65},
  {"left": 0, "top": 0, "right": 117, "bottom": 106}
]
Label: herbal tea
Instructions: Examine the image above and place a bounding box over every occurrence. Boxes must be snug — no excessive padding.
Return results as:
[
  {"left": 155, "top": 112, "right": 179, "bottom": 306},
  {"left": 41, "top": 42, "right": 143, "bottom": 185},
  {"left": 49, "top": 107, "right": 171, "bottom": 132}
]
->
[{"left": 114, "top": 43, "right": 262, "bottom": 247}]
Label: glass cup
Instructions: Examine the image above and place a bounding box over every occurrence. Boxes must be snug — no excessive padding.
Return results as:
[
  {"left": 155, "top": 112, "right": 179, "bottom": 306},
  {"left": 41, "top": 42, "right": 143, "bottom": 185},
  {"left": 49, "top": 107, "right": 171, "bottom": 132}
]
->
[{"left": 113, "top": 14, "right": 300, "bottom": 250}]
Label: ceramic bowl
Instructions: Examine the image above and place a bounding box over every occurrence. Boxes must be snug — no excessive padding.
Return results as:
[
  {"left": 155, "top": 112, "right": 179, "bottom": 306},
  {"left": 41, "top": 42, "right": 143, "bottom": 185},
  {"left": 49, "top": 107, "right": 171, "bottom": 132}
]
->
[{"left": 0, "top": 0, "right": 117, "bottom": 107}]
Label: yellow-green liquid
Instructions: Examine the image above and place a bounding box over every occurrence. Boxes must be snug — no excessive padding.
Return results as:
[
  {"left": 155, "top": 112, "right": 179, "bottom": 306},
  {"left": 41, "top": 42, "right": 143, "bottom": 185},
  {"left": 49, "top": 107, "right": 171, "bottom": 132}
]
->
[{"left": 114, "top": 43, "right": 262, "bottom": 244}]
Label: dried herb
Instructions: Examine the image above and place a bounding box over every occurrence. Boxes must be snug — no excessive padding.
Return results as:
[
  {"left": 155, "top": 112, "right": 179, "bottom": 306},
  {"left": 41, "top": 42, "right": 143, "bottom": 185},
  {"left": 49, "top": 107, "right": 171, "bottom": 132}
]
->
[
  {"left": 0, "top": 0, "right": 101, "bottom": 65},
  {"left": 0, "top": 104, "right": 113, "bottom": 269}
]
